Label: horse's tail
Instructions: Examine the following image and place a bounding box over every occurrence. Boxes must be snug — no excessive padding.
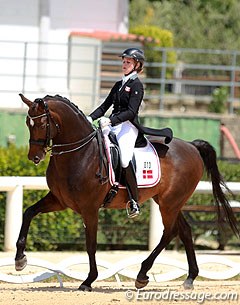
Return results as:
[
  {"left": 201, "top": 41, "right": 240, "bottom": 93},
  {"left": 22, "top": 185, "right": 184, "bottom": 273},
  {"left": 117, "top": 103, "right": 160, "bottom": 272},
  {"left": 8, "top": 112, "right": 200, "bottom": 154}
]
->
[{"left": 191, "top": 139, "right": 239, "bottom": 237}]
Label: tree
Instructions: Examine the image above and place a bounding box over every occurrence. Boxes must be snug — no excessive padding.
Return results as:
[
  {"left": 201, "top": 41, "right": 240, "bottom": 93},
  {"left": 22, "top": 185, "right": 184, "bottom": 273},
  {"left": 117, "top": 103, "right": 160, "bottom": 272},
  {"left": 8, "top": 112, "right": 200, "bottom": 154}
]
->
[{"left": 129, "top": 0, "right": 240, "bottom": 51}]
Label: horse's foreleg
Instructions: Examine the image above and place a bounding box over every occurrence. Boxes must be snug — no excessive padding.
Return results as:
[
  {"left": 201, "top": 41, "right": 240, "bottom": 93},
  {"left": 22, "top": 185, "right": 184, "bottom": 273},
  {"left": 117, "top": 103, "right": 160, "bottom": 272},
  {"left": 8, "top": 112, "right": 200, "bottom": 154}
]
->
[
  {"left": 177, "top": 212, "right": 199, "bottom": 289},
  {"left": 136, "top": 208, "right": 178, "bottom": 289},
  {"left": 15, "top": 192, "right": 64, "bottom": 271},
  {"left": 79, "top": 211, "right": 99, "bottom": 291}
]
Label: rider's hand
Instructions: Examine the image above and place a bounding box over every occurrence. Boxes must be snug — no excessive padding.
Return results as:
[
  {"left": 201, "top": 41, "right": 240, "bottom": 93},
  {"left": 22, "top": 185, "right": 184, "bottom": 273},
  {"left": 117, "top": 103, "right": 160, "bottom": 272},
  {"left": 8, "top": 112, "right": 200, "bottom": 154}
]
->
[{"left": 100, "top": 117, "right": 111, "bottom": 128}]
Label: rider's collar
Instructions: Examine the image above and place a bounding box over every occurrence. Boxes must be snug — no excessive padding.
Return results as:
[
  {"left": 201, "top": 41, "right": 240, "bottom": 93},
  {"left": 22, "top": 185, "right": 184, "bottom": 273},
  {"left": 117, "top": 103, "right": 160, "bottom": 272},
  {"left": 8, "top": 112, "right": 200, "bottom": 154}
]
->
[{"left": 122, "top": 71, "right": 137, "bottom": 84}]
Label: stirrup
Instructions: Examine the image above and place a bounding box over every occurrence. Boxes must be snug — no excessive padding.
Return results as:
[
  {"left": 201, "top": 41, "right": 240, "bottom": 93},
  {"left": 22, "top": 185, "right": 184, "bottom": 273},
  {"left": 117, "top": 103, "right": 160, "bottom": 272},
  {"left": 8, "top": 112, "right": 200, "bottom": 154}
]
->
[{"left": 126, "top": 200, "right": 140, "bottom": 219}]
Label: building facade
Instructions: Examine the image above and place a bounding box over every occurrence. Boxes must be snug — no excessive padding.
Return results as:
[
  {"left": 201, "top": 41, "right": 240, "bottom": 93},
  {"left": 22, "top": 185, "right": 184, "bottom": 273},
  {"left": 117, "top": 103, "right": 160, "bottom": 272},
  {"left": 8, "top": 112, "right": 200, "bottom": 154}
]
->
[{"left": 0, "top": 0, "right": 128, "bottom": 109}]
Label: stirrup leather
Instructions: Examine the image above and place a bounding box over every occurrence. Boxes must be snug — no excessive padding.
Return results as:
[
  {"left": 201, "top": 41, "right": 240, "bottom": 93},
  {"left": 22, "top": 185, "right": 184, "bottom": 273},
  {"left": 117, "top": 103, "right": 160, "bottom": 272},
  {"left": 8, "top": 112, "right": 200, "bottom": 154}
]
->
[{"left": 102, "top": 184, "right": 119, "bottom": 206}]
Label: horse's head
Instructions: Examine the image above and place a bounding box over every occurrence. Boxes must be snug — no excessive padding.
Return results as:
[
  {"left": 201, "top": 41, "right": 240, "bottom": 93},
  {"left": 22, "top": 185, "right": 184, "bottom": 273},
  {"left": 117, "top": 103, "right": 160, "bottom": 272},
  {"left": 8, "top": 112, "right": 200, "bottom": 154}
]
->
[
  {"left": 20, "top": 93, "right": 95, "bottom": 164},
  {"left": 20, "top": 94, "right": 60, "bottom": 164}
]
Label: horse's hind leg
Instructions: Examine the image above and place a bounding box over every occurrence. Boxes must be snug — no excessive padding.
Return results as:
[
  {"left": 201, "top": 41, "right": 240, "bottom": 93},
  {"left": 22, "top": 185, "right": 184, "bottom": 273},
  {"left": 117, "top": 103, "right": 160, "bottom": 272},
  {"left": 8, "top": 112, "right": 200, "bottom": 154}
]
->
[
  {"left": 177, "top": 212, "right": 199, "bottom": 289},
  {"left": 136, "top": 209, "right": 199, "bottom": 290},
  {"left": 15, "top": 191, "right": 65, "bottom": 271}
]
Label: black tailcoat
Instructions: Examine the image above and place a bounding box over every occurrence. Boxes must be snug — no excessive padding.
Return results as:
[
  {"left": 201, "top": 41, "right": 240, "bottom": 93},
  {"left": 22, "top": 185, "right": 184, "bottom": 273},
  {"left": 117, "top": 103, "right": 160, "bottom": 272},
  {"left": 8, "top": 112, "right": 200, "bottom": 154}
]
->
[
  {"left": 90, "top": 75, "right": 172, "bottom": 144},
  {"left": 90, "top": 75, "right": 143, "bottom": 125}
]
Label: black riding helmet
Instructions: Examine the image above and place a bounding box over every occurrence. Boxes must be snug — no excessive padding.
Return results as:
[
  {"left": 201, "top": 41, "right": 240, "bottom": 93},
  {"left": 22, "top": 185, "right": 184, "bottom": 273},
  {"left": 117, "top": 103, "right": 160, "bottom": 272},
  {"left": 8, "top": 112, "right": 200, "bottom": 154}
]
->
[{"left": 120, "top": 48, "right": 145, "bottom": 72}]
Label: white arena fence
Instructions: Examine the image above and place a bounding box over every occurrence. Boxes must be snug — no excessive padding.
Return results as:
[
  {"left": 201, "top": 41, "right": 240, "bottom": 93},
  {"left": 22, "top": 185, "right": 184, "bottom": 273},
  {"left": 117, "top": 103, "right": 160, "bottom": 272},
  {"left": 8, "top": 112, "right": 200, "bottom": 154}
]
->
[
  {"left": 0, "top": 177, "right": 239, "bottom": 285},
  {"left": 0, "top": 177, "right": 240, "bottom": 252},
  {"left": 0, "top": 254, "right": 240, "bottom": 286}
]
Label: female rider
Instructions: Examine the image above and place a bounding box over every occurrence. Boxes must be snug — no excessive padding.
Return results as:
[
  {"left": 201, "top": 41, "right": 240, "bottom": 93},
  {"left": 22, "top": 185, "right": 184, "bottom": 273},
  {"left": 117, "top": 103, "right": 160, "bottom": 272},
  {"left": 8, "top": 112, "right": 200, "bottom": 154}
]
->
[{"left": 87, "top": 48, "right": 145, "bottom": 218}]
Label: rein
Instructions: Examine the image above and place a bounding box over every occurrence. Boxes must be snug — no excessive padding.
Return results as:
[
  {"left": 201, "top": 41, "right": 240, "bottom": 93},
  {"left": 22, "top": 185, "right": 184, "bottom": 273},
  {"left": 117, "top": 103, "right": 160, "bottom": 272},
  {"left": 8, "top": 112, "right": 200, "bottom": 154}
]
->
[
  {"left": 50, "top": 130, "right": 97, "bottom": 155},
  {"left": 50, "top": 128, "right": 108, "bottom": 184}
]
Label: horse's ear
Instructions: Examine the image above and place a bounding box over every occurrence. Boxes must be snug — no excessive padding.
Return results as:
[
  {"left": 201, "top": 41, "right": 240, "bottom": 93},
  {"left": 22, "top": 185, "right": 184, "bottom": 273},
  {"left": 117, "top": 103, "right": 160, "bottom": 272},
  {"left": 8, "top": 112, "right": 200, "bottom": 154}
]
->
[{"left": 19, "top": 93, "right": 32, "bottom": 107}]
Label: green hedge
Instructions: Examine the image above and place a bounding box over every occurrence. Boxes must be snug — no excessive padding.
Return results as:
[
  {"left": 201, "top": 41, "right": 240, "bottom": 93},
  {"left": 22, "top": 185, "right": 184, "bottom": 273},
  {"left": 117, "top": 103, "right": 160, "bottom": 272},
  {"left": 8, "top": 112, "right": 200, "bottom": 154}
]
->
[
  {"left": 0, "top": 145, "right": 239, "bottom": 251},
  {"left": 0, "top": 145, "right": 149, "bottom": 251}
]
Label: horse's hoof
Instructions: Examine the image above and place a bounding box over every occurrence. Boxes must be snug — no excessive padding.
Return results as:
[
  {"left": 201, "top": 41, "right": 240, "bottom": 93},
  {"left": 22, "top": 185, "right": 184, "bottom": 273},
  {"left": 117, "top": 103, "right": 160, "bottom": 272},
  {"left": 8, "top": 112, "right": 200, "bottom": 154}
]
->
[
  {"left": 15, "top": 255, "right": 27, "bottom": 271},
  {"left": 183, "top": 279, "right": 194, "bottom": 290},
  {"left": 135, "top": 278, "right": 149, "bottom": 289},
  {"left": 78, "top": 284, "right": 92, "bottom": 292}
]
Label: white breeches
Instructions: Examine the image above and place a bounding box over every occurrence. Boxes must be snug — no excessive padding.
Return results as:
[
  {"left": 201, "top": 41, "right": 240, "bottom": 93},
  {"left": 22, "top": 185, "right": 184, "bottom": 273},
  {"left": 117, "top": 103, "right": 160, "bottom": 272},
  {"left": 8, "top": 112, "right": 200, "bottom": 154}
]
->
[
  {"left": 113, "top": 121, "right": 138, "bottom": 167},
  {"left": 102, "top": 121, "right": 138, "bottom": 168}
]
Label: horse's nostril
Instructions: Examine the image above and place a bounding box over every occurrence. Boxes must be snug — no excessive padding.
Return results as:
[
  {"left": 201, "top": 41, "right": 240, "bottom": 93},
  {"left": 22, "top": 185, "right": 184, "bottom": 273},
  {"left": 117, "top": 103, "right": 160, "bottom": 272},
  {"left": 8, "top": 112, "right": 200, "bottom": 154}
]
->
[{"left": 34, "top": 156, "right": 40, "bottom": 164}]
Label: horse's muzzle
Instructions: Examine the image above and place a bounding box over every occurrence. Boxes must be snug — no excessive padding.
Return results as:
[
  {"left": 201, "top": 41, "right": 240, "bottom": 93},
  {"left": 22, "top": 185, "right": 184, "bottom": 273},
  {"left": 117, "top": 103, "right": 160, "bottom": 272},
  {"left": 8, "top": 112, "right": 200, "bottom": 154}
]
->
[
  {"left": 33, "top": 156, "right": 41, "bottom": 164},
  {"left": 28, "top": 151, "right": 45, "bottom": 165}
]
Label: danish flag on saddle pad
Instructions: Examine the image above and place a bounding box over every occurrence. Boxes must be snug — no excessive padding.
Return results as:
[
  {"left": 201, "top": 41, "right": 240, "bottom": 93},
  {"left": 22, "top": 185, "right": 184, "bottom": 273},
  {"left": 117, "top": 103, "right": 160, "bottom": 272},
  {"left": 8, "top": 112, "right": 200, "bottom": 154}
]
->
[
  {"left": 143, "top": 169, "right": 153, "bottom": 179},
  {"left": 104, "top": 135, "right": 161, "bottom": 188}
]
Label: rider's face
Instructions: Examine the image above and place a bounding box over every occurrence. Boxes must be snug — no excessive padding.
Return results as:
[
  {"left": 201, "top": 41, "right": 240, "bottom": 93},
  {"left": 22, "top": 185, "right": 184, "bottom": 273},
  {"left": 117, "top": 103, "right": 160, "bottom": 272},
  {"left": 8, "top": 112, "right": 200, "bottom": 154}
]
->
[{"left": 122, "top": 57, "right": 136, "bottom": 75}]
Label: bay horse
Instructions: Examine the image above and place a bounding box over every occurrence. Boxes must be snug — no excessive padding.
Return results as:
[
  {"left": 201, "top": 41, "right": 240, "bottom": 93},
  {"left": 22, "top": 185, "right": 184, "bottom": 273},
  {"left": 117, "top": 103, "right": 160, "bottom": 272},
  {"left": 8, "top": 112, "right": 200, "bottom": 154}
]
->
[{"left": 16, "top": 93, "right": 239, "bottom": 291}]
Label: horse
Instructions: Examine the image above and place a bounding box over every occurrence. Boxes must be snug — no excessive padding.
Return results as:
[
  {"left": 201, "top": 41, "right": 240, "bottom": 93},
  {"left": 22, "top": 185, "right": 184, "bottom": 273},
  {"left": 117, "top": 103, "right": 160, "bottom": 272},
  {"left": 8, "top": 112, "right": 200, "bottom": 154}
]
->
[{"left": 15, "top": 93, "right": 239, "bottom": 291}]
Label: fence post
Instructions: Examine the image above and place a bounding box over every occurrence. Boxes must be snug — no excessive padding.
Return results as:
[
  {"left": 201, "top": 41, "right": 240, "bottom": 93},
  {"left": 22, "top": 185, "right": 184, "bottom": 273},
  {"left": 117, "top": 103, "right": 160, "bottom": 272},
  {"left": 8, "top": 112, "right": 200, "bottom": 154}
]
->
[
  {"left": 22, "top": 42, "right": 27, "bottom": 95},
  {"left": 148, "top": 199, "right": 164, "bottom": 251},
  {"left": 159, "top": 48, "right": 167, "bottom": 111},
  {"left": 229, "top": 51, "right": 237, "bottom": 114},
  {"left": 4, "top": 186, "right": 23, "bottom": 252}
]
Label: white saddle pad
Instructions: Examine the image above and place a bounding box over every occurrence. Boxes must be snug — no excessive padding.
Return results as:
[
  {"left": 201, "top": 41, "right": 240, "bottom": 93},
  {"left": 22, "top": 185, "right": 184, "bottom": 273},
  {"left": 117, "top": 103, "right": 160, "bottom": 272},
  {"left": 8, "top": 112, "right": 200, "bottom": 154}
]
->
[{"left": 104, "top": 135, "right": 161, "bottom": 188}]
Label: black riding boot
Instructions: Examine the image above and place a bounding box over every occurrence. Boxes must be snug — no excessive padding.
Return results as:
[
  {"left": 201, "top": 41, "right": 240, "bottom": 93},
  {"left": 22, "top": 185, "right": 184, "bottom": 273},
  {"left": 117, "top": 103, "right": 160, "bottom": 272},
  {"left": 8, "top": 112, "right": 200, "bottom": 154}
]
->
[{"left": 124, "top": 162, "right": 140, "bottom": 218}]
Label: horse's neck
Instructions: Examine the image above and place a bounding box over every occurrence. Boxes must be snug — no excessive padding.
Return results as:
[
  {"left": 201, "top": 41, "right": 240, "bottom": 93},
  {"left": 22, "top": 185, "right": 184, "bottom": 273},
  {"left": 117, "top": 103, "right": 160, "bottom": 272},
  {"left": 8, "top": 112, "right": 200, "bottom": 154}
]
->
[{"left": 51, "top": 101, "right": 93, "bottom": 144}]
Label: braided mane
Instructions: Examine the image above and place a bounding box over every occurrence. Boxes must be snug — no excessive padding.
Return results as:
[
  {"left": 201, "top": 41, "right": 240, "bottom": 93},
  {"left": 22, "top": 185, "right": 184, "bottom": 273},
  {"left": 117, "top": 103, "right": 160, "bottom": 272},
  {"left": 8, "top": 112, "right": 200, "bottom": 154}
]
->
[{"left": 34, "top": 94, "right": 85, "bottom": 117}]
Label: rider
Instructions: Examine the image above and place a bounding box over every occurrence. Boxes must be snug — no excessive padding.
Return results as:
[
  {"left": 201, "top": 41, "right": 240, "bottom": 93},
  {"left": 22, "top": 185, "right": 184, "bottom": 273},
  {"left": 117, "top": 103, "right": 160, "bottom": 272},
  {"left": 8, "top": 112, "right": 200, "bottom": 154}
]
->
[{"left": 87, "top": 47, "right": 145, "bottom": 218}]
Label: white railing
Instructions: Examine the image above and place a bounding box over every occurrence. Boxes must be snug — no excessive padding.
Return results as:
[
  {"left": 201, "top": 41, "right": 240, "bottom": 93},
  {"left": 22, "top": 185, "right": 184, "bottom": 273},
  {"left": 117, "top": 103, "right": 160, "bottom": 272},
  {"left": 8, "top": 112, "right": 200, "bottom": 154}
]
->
[
  {"left": 0, "top": 176, "right": 240, "bottom": 252},
  {"left": 0, "top": 177, "right": 48, "bottom": 252},
  {"left": 0, "top": 177, "right": 240, "bottom": 285},
  {"left": 0, "top": 254, "right": 240, "bottom": 286},
  {"left": 1, "top": 42, "right": 240, "bottom": 113}
]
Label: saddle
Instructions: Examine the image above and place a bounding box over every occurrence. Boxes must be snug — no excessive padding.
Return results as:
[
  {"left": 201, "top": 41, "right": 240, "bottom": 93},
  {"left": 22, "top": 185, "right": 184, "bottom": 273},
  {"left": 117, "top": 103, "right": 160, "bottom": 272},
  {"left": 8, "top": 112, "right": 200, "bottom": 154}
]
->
[
  {"left": 108, "top": 131, "right": 139, "bottom": 184},
  {"left": 102, "top": 131, "right": 161, "bottom": 206}
]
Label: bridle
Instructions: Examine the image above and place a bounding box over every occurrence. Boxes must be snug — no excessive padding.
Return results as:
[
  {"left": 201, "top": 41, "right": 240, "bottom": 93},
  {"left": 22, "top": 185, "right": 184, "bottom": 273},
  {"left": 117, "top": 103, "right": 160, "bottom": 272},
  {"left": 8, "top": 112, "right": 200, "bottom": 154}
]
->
[
  {"left": 27, "top": 98, "right": 107, "bottom": 183},
  {"left": 27, "top": 99, "right": 58, "bottom": 148},
  {"left": 27, "top": 99, "right": 97, "bottom": 155},
  {"left": 27, "top": 98, "right": 61, "bottom": 150}
]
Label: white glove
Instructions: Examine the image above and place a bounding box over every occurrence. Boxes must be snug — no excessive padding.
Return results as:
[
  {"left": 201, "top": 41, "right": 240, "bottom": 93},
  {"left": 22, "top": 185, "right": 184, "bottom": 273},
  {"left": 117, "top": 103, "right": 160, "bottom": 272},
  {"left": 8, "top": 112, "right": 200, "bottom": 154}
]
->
[
  {"left": 99, "top": 117, "right": 111, "bottom": 128},
  {"left": 86, "top": 116, "right": 93, "bottom": 124}
]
